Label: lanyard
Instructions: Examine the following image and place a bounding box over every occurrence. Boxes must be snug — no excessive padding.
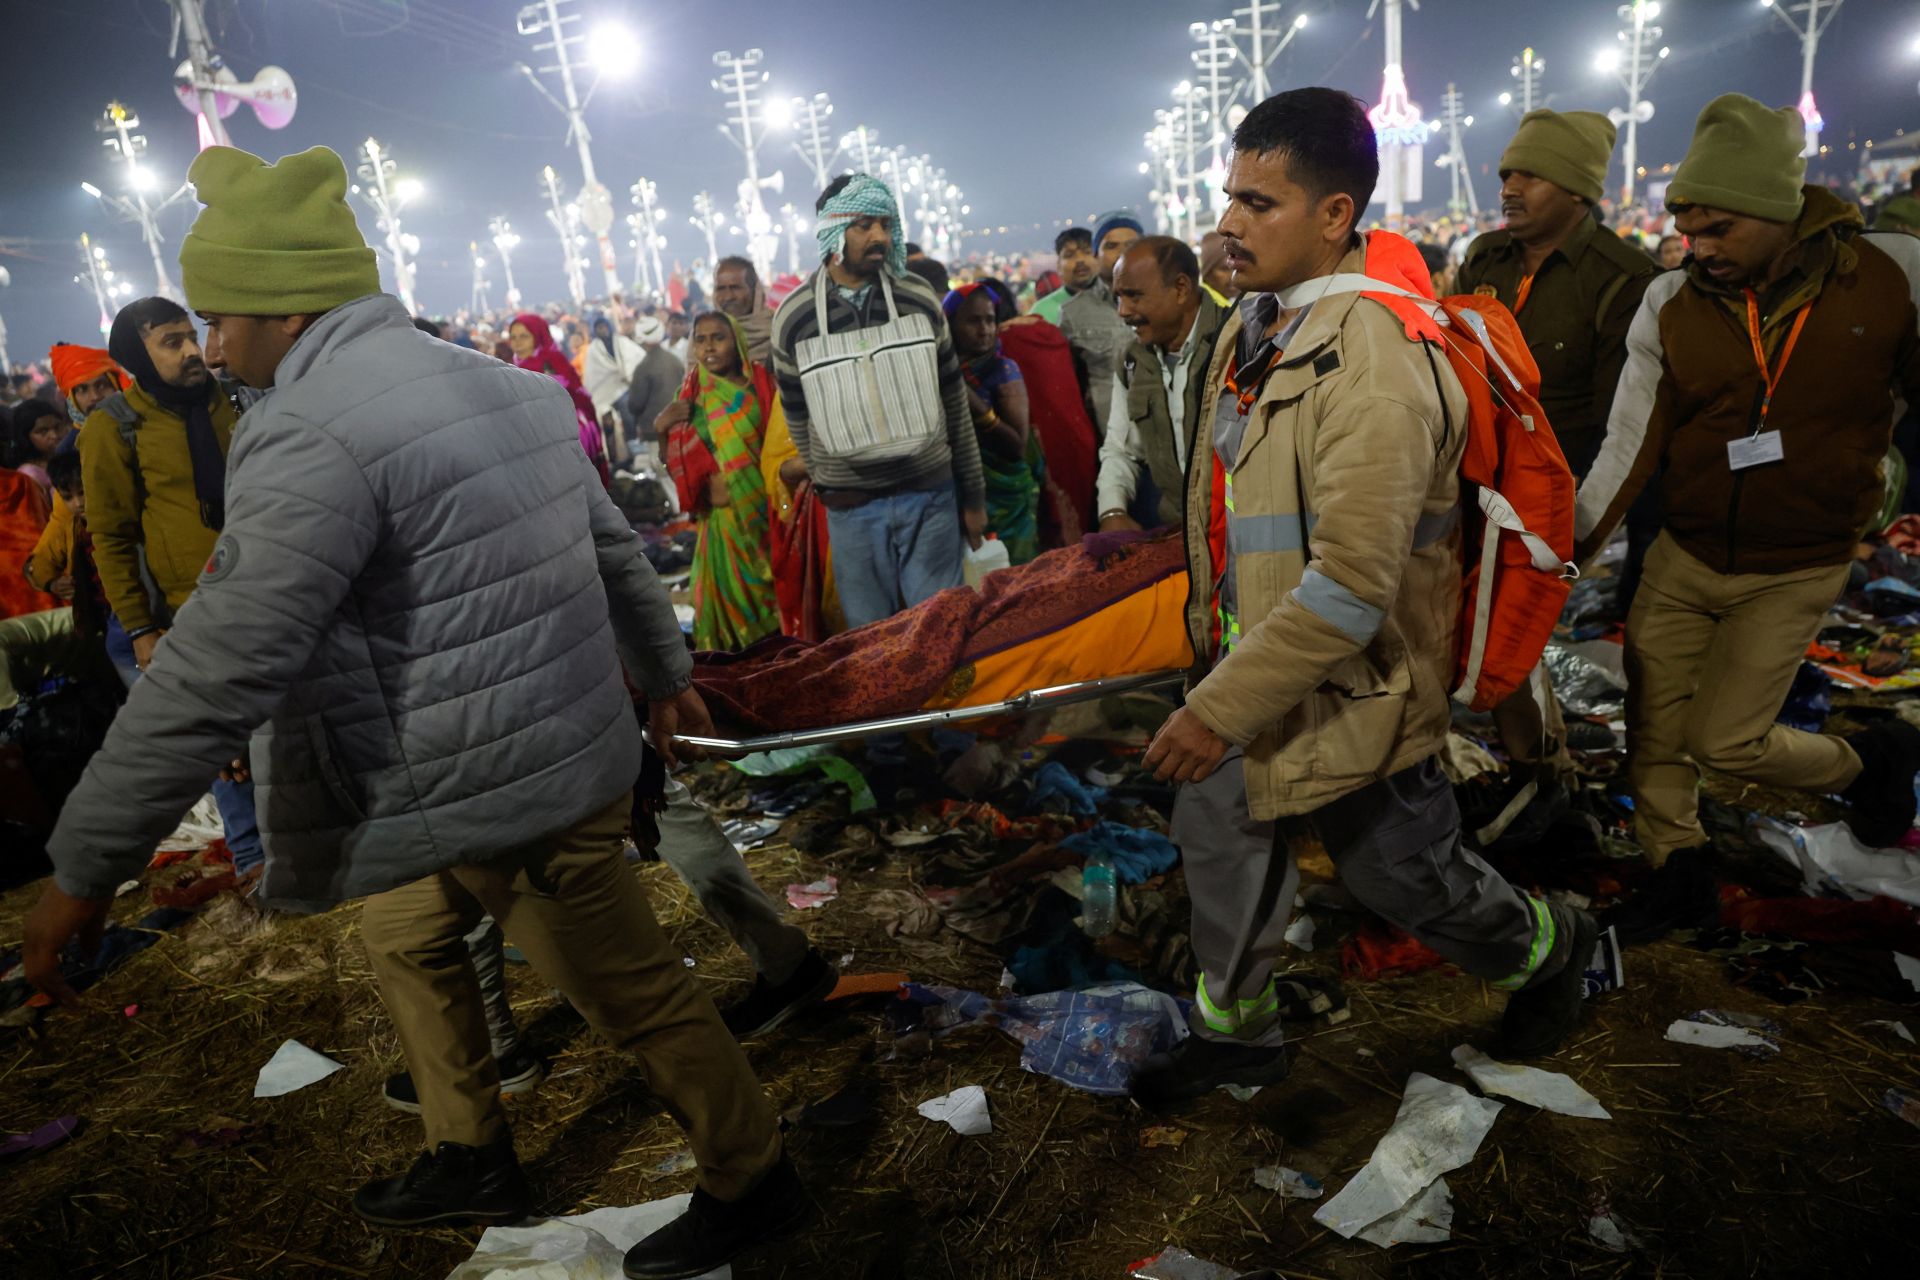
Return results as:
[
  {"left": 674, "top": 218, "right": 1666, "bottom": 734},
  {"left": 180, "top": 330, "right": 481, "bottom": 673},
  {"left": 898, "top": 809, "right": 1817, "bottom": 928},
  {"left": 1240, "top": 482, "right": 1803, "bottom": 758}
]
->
[
  {"left": 1742, "top": 289, "right": 1811, "bottom": 433},
  {"left": 1512, "top": 274, "right": 1535, "bottom": 316},
  {"left": 1225, "top": 347, "right": 1282, "bottom": 416}
]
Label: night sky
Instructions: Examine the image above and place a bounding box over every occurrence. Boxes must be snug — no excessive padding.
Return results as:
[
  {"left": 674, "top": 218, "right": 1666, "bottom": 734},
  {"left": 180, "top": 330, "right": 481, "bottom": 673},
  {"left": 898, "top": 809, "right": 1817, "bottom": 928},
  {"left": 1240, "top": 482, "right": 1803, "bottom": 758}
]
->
[{"left": 3, "top": 0, "right": 1917, "bottom": 364}]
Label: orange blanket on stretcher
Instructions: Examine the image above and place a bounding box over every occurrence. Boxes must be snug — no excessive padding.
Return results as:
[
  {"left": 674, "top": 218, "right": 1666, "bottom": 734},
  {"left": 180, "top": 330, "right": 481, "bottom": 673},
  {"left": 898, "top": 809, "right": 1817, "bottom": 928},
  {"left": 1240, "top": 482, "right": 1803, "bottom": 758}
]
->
[{"left": 690, "top": 531, "right": 1195, "bottom": 734}]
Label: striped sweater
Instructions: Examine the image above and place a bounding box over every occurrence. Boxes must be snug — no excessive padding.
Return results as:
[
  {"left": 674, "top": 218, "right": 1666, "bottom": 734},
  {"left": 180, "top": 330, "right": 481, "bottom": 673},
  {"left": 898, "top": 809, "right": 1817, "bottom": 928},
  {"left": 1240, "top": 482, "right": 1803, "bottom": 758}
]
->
[{"left": 769, "top": 268, "right": 984, "bottom": 506}]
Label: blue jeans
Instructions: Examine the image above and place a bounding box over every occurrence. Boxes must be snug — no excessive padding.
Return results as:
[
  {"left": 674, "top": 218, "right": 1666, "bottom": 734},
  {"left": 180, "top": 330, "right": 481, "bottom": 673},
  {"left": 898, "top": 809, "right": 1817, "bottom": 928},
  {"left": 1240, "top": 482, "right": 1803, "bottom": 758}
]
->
[
  {"left": 113, "top": 617, "right": 264, "bottom": 875},
  {"left": 824, "top": 487, "right": 965, "bottom": 628}
]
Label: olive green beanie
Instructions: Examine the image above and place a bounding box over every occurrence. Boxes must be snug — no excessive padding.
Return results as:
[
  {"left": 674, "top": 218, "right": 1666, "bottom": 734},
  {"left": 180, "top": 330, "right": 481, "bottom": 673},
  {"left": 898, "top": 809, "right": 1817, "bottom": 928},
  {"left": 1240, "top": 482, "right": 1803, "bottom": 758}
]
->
[
  {"left": 1666, "top": 94, "right": 1806, "bottom": 223},
  {"left": 1498, "top": 110, "right": 1616, "bottom": 204},
  {"left": 180, "top": 146, "right": 380, "bottom": 315},
  {"left": 1874, "top": 196, "right": 1920, "bottom": 235}
]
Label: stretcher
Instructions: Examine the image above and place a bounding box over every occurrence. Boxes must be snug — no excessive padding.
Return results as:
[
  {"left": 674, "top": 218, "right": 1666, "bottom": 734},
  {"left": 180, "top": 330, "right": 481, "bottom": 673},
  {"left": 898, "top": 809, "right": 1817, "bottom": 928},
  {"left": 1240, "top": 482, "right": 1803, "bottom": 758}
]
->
[{"left": 675, "top": 669, "right": 1187, "bottom": 755}]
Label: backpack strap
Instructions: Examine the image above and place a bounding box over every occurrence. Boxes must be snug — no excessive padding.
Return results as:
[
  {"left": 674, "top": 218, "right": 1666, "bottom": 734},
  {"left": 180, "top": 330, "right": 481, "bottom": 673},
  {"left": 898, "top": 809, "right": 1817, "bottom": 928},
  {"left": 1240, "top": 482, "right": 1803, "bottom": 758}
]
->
[{"left": 98, "top": 392, "right": 146, "bottom": 509}]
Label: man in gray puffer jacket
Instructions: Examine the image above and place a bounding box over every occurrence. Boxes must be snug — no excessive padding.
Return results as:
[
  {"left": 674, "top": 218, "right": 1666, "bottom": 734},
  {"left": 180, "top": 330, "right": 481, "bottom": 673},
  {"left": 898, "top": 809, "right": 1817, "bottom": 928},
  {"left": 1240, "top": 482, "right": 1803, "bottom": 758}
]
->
[{"left": 22, "top": 145, "right": 802, "bottom": 1280}]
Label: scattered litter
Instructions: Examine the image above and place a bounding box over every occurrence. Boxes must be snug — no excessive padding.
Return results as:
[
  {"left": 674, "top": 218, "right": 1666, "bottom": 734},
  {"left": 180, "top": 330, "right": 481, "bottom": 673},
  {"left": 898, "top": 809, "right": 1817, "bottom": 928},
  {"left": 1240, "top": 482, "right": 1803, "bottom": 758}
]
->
[
  {"left": 1896, "top": 952, "right": 1920, "bottom": 993},
  {"left": 253, "top": 1039, "right": 345, "bottom": 1098},
  {"left": 445, "top": 1195, "right": 728, "bottom": 1279},
  {"left": 916, "top": 1084, "right": 991, "bottom": 1136},
  {"left": 1884, "top": 1087, "right": 1920, "bottom": 1130},
  {"left": 646, "top": 1148, "right": 696, "bottom": 1180},
  {"left": 1865, "top": 1020, "right": 1915, "bottom": 1044},
  {"left": 1314, "top": 1073, "right": 1503, "bottom": 1240},
  {"left": 123, "top": 1004, "right": 139, "bottom": 1018},
  {"left": 1584, "top": 926, "right": 1626, "bottom": 998},
  {"left": 1253, "top": 1165, "right": 1324, "bottom": 1200},
  {"left": 1028, "top": 761, "right": 1107, "bottom": 816},
  {"left": 1058, "top": 822, "right": 1180, "bottom": 884},
  {"left": 723, "top": 818, "right": 783, "bottom": 852},
  {"left": 1285, "top": 915, "right": 1316, "bottom": 952},
  {"left": 784, "top": 877, "right": 839, "bottom": 910},
  {"left": 1128, "top": 1245, "right": 1239, "bottom": 1280},
  {"left": 1451, "top": 1045, "right": 1611, "bottom": 1119},
  {"left": 114, "top": 880, "right": 141, "bottom": 898},
  {"left": 1750, "top": 817, "right": 1920, "bottom": 906},
  {"left": 0, "top": 1115, "right": 81, "bottom": 1163},
  {"left": 1218, "top": 1083, "right": 1262, "bottom": 1102},
  {"left": 1140, "top": 1126, "right": 1188, "bottom": 1149},
  {"left": 682, "top": 956, "right": 696, "bottom": 968},
  {"left": 1357, "top": 1176, "right": 1453, "bottom": 1246},
  {"left": 1664, "top": 1010, "right": 1781, "bottom": 1056},
  {"left": 1587, "top": 1201, "right": 1645, "bottom": 1253},
  {"left": 826, "top": 971, "right": 907, "bottom": 1002}
]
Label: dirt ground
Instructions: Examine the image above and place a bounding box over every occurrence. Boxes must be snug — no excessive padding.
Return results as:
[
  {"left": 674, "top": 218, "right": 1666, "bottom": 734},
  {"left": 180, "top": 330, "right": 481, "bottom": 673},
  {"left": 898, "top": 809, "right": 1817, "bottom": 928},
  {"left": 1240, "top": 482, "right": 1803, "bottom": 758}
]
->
[{"left": 3, "top": 748, "right": 1919, "bottom": 1280}]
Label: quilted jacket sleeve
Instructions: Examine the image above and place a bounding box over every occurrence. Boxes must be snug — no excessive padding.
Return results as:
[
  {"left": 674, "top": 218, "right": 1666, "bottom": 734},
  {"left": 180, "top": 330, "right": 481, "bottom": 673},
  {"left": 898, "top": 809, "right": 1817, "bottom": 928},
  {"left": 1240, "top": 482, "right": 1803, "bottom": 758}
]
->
[
  {"left": 580, "top": 450, "right": 693, "bottom": 701},
  {"left": 47, "top": 410, "right": 379, "bottom": 898}
]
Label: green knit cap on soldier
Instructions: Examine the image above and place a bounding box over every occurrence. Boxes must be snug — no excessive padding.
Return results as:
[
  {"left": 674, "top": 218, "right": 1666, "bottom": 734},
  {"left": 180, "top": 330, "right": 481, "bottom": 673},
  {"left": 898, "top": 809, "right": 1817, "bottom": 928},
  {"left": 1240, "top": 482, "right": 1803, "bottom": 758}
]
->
[
  {"left": 1666, "top": 93, "right": 1806, "bottom": 222},
  {"left": 1499, "top": 109, "right": 1616, "bottom": 203},
  {"left": 180, "top": 145, "right": 380, "bottom": 315}
]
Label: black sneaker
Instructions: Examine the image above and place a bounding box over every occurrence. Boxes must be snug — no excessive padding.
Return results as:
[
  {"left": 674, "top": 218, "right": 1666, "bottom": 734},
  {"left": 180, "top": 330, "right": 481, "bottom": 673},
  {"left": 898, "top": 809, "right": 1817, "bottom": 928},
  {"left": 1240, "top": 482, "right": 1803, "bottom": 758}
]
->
[
  {"left": 1497, "top": 904, "right": 1599, "bottom": 1059},
  {"left": 351, "top": 1135, "right": 531, "bottom": 1227},
  {"left": 1598, "top": 846, "right": 1718, "bottom": 946},
  {"left": 1842, "top": 720, "right": 1920, "bottom": 849},
  {"left": 622, "top": 1154, "right": 808, "bottom": 1279},
  {"left": 722, "top": 950, "right": 838, "bottom": 1040},
  {"left": 383, "top": 1046, "right": 546, "bottom": 1115},
  {"left": 1130, "top": 1036, "right": 1295, "bottom": 1109}
]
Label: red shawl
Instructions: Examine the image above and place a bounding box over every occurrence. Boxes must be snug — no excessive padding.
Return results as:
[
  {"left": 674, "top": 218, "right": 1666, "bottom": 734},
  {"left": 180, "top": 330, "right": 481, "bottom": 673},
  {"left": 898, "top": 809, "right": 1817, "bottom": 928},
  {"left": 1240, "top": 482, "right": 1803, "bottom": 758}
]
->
[
  {"left": 998, "top": 316, "right": 1096, "bottom": 544},
  {"left": 513, "top": 312, "right": 610, "bottom": 486}
]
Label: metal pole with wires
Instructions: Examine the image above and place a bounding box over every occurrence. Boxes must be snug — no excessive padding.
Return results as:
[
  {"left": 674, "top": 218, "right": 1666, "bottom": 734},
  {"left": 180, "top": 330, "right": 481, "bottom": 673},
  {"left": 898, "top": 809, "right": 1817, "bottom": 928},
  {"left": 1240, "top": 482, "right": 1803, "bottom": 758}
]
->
[
  {"left": 76, "top": 234, "right": 133, "bottom": 338},
  {"left": 351, "top": 137, "right": 420, "bottom": 313},
  {"left": 791, "top": 92, "right": 837, "bottom": 194},
  {"left": 1228, "top": 1, "right": 1310, "bottom": 105},
  {"left": 84, "top": 101, "right": 191, "bottom": 303},
  {"left": 489, "top": 216, "right": 522, "bottom": 309},
  {"left": 541, "top": 164, "right": 586, "bottom": 308},
  {"left": 690, "top": 191, "right": 724, "bottom": 268},
  {"left": 1188, "top": 20, "right": 1240, "bottom": 215},
  {"left": 711, "top": 49, "right": 781, "bottom": 281},
  {"left": 628, "top": 178, "right": 668, "bottom": 305},
  {"left": 469, "top": 241, "right": 491, "bottom": 314},
  {"left": 842, "top": 124, "right": 877, "bottom": 175},
  {"left": 1597, "top": 1, "right": 1669, "bottom": 209},
  {"left": 166, "top": 0, "right": 231, "bottom": 147},
  {"left": 1437, "top": 83, "right": 1479, "bottom": 217},
  {"left": 1761, "top": 0, "right": 1842, "bottom": 158},
  {"left": 1500, "top": 46, "right": 1546, "bottom": 115},
  {"left": 515, "top": 0, "right": 628, "bottom": 299}
]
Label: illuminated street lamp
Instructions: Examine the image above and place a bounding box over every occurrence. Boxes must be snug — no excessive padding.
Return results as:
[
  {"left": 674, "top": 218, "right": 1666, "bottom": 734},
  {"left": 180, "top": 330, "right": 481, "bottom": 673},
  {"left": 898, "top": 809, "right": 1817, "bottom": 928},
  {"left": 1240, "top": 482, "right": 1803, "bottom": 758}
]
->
[{"left": 351, "top": 136, "right": 420, "bottom": 313}]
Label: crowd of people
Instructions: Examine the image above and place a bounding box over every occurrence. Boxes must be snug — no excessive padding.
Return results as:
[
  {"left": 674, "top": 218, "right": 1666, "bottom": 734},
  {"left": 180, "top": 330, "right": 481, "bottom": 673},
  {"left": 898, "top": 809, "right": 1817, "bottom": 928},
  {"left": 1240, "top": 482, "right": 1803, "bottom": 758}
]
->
[{"left": 3, "top": 81, "right": 1919, "bottom": 1279}]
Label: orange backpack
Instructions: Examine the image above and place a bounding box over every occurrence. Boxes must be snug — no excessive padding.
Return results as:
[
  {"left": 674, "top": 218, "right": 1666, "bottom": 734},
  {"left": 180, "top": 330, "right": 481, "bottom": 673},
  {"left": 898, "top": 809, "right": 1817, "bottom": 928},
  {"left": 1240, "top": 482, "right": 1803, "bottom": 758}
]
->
[{"left": 1276, "top": 266, "right": 1577, "bottom": 711}]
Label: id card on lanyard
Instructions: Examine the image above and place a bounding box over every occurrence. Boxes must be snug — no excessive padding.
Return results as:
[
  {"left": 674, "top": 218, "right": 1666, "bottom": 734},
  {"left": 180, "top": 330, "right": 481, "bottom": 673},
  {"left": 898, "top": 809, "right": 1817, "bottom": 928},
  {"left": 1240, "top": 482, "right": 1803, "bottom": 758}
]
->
[{"left": 1729, "top": 289, "right": 1809, "bottom": 472}]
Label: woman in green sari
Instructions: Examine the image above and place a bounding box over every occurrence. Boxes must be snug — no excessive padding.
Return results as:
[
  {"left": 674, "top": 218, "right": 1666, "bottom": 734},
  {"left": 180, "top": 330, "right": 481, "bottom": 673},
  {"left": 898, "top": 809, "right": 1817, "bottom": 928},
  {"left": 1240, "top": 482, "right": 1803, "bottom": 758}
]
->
[
  {"left": 661, "top": 312, "right": 782, "bottom": 650},
  {"left": 944, "top": 282, "right": 1043, "bottom": 563}
]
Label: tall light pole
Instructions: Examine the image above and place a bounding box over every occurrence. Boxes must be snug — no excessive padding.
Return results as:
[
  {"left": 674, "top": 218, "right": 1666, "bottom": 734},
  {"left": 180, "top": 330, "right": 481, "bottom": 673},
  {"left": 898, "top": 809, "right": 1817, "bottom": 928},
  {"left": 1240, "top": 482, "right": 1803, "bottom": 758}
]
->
[
  {"left": 1227, "top": 2, "right": 1310, "bottom": 104},
  {"left": 790, "top": 92, "right": 838, "bottom": 194},
  {"left": 1438, "top": 84, "right": 1479, "bottom": 217},
  {"left": 711, "top": 49, "right": 780, "bottom": 281},
  {"left": 515, "top": 0, "right": 633, "bottom": 299},
  {"left": 1597, "top": 1, "right": 1670, "bottom": 208},
  {"left": 628, "top": 177, "right": 667, "bottom": 303},
  {"left": 1368, "top": 0, "right": 1429, "bottom": 229},
  {"left": 489, "top": 216, "right": 522, "bottom": 309},
  {"left": 781, "top": 203, "right": 804, "bottom": 274},
  {"left": 1501, "top": 46, "right": 1546, "bottom": 115},
  {"left": 351, "top": 137, "right": 420, "bottom": 314},
  {"left": 1189, "top": 20, "right": 1240, "bottom": 216},
  {"left": 541, "top": 164, "right": 586, "bottom": 308},
  {"left": 841, "top": 124, "right": 878, "bottom": 174},
  {"left": 1761, "top": 0, "right": 1842, "bottom": 158},
  {"left": 167, "top": 0, "right": 230, "bottom": 147},
  {"left": 85, "top": 102, "right": 191, "bottom": 303},
  {"left": 76, "top": 234, "right": 135, "bottom": 336},
  {"left": 469, "top": 241, "right": 491, "bottom": 314},
  {"left": 690, "top": 191, "right": 724, "bottom": 267}
]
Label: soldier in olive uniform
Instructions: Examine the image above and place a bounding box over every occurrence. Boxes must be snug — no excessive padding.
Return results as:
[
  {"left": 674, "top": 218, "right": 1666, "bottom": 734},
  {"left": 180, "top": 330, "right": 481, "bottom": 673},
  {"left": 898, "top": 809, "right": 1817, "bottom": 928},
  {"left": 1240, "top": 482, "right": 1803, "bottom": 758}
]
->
[{"left": 1454, "top": 109, "right": 1657, "bottom": 845}]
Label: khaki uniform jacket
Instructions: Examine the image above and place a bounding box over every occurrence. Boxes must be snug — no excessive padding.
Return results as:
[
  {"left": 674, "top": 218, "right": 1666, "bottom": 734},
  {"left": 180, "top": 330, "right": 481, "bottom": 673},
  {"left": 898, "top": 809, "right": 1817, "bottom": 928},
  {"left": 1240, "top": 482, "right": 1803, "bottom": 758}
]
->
[
  {"left": 78, "top": 382, "right": 237, "bottom": 632},
  {"left": 1576, "top": 186, "right": 1920, "bottom": 574},
  {"left": 1181, "top": 240, "right": 1468, "bottom": 821},
  {"left": 1453, "top": 215, "right": 1655, "bottom": 474}
]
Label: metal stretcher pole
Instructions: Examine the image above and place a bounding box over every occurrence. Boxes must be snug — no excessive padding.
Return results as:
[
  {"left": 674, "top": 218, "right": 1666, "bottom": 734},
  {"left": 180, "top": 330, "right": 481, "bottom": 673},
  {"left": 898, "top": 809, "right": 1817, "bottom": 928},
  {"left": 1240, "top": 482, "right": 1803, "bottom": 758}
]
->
[{"left": 670, "top": 669, "right": 1188, "bottom": 755}]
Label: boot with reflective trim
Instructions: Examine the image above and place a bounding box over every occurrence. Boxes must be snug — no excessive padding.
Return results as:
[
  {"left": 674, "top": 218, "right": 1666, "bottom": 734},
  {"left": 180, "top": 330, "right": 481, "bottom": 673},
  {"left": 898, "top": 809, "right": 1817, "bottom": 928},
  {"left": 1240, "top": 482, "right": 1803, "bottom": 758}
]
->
[{"left": 1496, "top": 903, "right": 1598, "bottom": 1060}]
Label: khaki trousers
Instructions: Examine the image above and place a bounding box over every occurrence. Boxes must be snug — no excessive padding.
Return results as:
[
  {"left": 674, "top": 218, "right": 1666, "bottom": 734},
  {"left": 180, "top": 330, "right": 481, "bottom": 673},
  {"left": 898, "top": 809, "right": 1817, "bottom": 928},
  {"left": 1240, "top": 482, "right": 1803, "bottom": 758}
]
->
[
  {"left": 1625, "top": 533, "right": 1860, "bottom": 863},
  {"left": 360, "top": 796, "right": 781, "bottom": 1201}
]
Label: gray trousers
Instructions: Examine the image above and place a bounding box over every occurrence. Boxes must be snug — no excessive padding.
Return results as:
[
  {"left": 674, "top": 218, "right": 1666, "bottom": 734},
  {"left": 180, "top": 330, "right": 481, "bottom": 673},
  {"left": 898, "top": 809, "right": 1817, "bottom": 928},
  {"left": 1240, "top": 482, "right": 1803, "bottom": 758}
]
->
[
  {"left": 1175, "top": 751, "right": 1566, "bottom": 1045},
  {"left": 463, "top": 776, "right": 811, "bottom": 1052}
]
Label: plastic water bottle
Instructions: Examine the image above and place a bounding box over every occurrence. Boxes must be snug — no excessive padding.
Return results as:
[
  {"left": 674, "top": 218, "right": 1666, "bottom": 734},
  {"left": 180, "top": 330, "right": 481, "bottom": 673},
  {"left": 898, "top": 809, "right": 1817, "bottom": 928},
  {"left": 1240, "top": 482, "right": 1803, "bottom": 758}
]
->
[
  {"left": 963, "top": 536, "right": 1011, "bottom": 589},
  {"left": 1081, "top": 851, "right": 1117, "bottom": 938}
]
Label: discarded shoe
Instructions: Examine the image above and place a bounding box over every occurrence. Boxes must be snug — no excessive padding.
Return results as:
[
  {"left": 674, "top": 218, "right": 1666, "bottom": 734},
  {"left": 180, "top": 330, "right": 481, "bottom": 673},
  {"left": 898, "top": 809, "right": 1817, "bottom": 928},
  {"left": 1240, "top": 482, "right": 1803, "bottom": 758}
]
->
[
  {"left": 622, "top": 1154, "right": 808, "bottom": 1279},
  {"left": 722, "top": 949, "right": 838, "bottom": 1040},
  {"left": 1599, "top": 846, "right": 1718, "bottom": 946},
  {"left": 383, "top": 1046, "right": 545, "bottom": 1115},
  {"left": 351, "top": 1135, "right": 531, "bottom": 1227},
  {"left": 1842, "top": 719, "right": 1920, "bottom": 849},
  {"left": 1130, "top": 1035, "right": 1295, "bottom": 1109},
  {"left": 1497, "top": 904, "right": 1599, "bottom": 1059}
]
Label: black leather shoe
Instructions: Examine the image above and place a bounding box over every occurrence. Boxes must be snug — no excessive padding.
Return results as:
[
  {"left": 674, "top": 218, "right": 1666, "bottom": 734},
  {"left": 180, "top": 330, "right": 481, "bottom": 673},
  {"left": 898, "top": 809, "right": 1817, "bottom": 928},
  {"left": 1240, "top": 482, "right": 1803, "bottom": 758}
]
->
[
  {"left": 1130, "top": 1035, "right": 1295, "bottom": 1109},
  {"left": 1497, "top": 904, "right": 1599, "bottom": 1059},
  {"left": 722, "top": 950, "right": 838, "bottom": 1040},
  {"left": 1599, "top": 846, "right": 1718, "bottom": 946},
  {"left": 1842, "top": 719, "right": 1920, "bottom": 849},
  {"left": 351, "top": 1135, "right": 531, "bottom": 1227},
  {"left": 623, "top": 1154, "right": 808, "bottom": 1279}
]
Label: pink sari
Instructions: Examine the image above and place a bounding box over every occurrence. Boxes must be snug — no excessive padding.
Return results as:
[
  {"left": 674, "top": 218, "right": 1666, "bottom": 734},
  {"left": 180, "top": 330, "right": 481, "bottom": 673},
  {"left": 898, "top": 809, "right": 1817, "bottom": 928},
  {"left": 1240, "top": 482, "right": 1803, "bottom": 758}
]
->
[{"left": 512, "top": 312, "right": 610, "bottom": 486}]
